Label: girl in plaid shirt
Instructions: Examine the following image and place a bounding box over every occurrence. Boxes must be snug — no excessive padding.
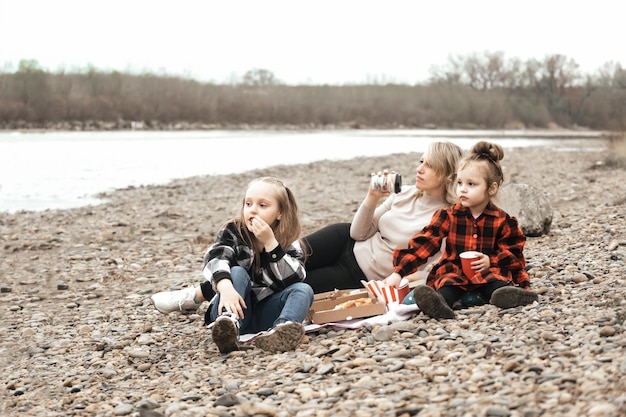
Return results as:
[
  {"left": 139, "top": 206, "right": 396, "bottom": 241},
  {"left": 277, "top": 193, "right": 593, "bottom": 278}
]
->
[
  {"left": 151, "top": 177, "right": 313, "bottom": 353},
  {"left": 385, "top": 141, "right": 538, "bottom": 319}
]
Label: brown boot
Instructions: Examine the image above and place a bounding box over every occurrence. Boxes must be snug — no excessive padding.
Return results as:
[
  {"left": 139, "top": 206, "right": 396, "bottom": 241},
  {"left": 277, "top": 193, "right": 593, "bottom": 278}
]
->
[
  {"left": 490, "top": 286, "right": 538, "bottom": 309},
  {"left": 413, "top": 286, "right": 455, "bottom": 319}
]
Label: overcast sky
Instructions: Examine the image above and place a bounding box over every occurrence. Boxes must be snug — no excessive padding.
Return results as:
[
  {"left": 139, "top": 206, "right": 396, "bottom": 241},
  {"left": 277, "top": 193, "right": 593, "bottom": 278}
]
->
[{"left": 1, "top": 0, "right": 623, "bottom": 85}]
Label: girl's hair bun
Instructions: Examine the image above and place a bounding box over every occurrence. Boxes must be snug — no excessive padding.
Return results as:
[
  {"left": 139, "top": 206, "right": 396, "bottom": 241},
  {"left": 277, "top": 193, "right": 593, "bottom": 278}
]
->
[{"left": 470, "top": 141, "right": 504, "bottom": 163}]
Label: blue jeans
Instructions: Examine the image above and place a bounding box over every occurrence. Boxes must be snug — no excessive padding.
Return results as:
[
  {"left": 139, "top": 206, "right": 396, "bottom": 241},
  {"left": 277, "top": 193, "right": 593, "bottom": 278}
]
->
[{"left": 207, "top": 266, "right": 314, "bottom": 334}]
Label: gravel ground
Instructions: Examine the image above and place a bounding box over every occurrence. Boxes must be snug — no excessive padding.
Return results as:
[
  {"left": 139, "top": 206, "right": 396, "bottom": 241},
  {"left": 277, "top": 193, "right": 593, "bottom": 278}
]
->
[{"left": 1, "top": 136, "right": 625, "bottom": 417}]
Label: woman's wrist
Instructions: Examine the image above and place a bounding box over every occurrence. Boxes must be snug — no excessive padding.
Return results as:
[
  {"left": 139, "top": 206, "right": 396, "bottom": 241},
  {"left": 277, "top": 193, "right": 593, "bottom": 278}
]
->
[{"left": 362, "top": 194, "right": 380, "bottom": 208}]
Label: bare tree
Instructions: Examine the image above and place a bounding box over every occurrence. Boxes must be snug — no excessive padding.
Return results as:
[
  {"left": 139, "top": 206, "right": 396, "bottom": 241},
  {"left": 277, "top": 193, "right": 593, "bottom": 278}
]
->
[
  {"left": 428, "top": 55, "right": 464, "bottom": 85},
  {"left": 242, "top": 68, "right": 280, "bottom": 86},
  {"left": 541, "top": 54, "right": 581, "bottom": 93},
  {"left": 462, "top": 51, "right": 510, "bottom": 90}
]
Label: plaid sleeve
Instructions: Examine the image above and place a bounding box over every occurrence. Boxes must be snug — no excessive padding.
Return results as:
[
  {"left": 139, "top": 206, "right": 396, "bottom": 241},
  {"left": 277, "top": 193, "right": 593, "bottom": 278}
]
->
[
  {"left": 262, "top": 240, "right": 306, "bottom": 290},
  {"left": 495, "top": 215, "right": 530, "bottom": 288},
  {"left": 393, "top": 208, "right": 449, "bottom": 277},
  {"left": 202, "top": 223, "right": 244, "bottom": 285}
]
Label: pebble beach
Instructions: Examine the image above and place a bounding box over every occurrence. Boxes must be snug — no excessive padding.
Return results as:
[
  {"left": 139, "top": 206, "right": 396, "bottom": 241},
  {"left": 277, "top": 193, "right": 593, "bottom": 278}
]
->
[{"left": 1, "top": 137, "right": 625, "bottom": 417}]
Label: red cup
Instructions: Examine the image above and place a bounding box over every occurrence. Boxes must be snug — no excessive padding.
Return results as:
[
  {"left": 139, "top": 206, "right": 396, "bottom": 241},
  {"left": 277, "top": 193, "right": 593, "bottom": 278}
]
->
[{"left": 460, "top": 251, "right": 481, "bottom": 279}]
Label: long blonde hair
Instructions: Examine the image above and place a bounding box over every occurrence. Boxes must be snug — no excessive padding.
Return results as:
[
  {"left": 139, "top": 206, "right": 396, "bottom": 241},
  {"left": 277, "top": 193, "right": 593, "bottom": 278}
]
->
[{"left": 415, "top": 141, "right": 464, "bottom": 205}]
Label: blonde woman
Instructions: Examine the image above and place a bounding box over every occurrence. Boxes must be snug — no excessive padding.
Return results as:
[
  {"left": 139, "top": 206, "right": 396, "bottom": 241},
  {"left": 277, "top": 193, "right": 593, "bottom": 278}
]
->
[{"left": 303, "top": 141, "right": 463, "bottom": 293}]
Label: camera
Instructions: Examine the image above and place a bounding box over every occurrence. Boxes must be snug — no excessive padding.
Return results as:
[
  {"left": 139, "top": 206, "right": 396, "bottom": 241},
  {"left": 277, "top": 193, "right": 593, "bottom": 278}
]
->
[{"left": 370, "top": 171, "right": 402, "bottom": 193}]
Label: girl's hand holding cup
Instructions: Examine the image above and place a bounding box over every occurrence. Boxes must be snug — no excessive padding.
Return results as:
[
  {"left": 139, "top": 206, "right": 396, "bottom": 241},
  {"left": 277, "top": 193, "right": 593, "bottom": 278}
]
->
[{"left": 459, "top": 251, "right": 490, "bottom": 279}]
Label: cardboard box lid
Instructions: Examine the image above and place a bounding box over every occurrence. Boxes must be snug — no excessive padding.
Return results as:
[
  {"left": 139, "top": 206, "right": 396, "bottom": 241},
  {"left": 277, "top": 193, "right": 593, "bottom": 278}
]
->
[
  {"left": 313, "top": 288, "right": 370, "bottom": 301},
  {"left": 309, "top": 301, "right": 385, "bottom": 324},
  {"left": 308, "top": 289, "right": 385, "bottom": 324}
]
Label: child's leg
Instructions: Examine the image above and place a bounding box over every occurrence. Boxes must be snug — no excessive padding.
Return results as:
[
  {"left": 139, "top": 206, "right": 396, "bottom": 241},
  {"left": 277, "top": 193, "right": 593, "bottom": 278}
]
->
[
  {"left": 413, "top": 286, "right": 456, "bottom": 319},
  {"left": 208, "top": 267, "right": 254, "bottom": 354},
  {"left": 199, "top": 281, "right": 216, "bottom": 302},
  {"left": 479, "top": 279, "right": 509, "bottom": 300},
  {"left": 206, "top": 266, "right": 253, "bottom": 330},
  {"left": 253, "top": 282, "right": 314, "bottom": 331},
  {"left": 438, "top": 285, "right": 464, "bottom": 307},
  {"left": 252, "top": 282, "right": 313, "bottom": 352},
  {"left": 487, "top": 282, "right": 538, "bottom": 309}
]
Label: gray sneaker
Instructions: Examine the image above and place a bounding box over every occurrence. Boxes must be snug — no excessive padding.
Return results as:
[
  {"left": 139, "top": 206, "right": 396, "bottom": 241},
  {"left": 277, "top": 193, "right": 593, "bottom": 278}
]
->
[
  {"left": 254, "top": 322, "right": 305, "bottom": 353},
  {"left": 211, "top": 314, "right": 240, "bottom": 354},
  {"left": 150, "top": 285, "right": 201, "bottom": 314},
  {"left": 413, "top": 286, "right": 455, "bottom": 319},
  {"left": 490, "top": 286, "right": 538, "bottom": 309}
]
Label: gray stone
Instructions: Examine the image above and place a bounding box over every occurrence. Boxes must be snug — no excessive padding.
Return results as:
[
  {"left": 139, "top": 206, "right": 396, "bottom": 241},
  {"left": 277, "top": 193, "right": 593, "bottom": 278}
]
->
[
  {"left": 497, "top": 183, "right": 553, "bottom": 237},
  {"left": 214, "top": 393, "right": 240, "bottom": 407}
]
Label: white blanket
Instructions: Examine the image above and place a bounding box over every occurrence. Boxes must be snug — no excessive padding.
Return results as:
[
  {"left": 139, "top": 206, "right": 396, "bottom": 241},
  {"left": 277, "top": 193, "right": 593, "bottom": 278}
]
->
[{"left": 239, "top": 303, "right": 420, "bottom": 343}]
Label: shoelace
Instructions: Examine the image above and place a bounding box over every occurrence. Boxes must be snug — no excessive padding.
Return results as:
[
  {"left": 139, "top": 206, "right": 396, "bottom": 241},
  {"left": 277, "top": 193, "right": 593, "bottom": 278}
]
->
[{"left": 207, "top": 312, "right": 240, "bottom": 329}]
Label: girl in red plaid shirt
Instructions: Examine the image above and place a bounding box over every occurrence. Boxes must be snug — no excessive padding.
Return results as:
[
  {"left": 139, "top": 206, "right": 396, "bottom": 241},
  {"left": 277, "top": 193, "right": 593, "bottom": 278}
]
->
[{"left": 385, "top": 141, "right": 538, "bottom": 319}]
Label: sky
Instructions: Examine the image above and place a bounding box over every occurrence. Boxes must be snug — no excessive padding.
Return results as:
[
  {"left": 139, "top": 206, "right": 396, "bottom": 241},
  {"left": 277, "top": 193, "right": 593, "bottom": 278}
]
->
[{"left": 1, "top": 0, "right": 623, "bottom": 85}]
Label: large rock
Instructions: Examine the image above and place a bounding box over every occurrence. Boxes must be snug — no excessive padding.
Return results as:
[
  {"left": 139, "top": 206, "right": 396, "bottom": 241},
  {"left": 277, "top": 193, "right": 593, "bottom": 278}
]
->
[{"left": 497, "top": 183, "right": 553, "bottom": 237}]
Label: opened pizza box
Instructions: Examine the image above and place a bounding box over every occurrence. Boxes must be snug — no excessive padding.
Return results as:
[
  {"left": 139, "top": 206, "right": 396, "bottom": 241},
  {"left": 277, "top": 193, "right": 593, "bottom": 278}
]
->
[{"left": 308, "top": 288, "right": 386, "bottom": 324}]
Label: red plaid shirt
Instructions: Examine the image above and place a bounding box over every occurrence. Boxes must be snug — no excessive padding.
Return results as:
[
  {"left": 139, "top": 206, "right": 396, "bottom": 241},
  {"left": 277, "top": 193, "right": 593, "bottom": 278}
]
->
[{"left": 393, "top": 202, "right": 530, "bottom": 290}]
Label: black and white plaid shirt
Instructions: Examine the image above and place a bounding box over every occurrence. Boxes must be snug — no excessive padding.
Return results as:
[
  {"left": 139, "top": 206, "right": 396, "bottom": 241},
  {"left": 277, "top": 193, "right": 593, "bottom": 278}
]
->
[{"left": 202, "top": 222, "right": 306, "bottom": 302}]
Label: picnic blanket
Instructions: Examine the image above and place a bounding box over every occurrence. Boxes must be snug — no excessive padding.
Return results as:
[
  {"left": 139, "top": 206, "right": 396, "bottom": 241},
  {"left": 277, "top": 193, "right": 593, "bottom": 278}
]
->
[{"left": 239, "top": 302, "right": 420, "bottom": 343}]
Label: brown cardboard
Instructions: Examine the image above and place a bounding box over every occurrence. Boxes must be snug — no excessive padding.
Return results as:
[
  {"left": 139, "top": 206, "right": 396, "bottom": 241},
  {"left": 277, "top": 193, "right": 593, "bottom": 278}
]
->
[
  {"left": 313, "top": 288, "right": 371, "bottom": 301},
  {"left": 309, "top": 289, "right": 386, "bottom": 324}
]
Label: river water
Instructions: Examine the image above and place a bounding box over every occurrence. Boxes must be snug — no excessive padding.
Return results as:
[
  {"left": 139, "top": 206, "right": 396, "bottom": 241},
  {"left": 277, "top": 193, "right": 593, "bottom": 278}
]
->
[{"left": 0, "top": 129, "right": 602, "bottom": 213}]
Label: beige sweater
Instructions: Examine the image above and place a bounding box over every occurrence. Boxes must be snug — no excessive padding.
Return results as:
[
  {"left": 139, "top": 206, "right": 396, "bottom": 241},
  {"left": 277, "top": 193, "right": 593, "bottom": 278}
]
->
[{"left": 350, "top": 186, "right": 448, "bottom": 283}]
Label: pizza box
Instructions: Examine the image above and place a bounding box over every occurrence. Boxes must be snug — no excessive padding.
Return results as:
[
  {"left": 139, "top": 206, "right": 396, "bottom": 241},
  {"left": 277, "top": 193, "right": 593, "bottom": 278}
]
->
[
  {"left": 313, "top": 288, "right": 370, "bottom": 301},
  {"left": 308, "top": 288, "right": 386, "bottom": 324}
]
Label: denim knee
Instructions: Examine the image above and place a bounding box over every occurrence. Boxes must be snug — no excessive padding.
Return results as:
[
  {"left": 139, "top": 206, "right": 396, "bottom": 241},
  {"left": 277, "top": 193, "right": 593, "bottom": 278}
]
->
[{"left": 296, "top": 282, "right": 314, "bottom": 304}]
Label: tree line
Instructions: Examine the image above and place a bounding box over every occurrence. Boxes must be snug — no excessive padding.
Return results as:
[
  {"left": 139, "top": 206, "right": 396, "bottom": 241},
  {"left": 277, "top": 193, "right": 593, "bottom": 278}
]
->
[{"left": 0, "top": 52, "right": 624, "bottom": 131}]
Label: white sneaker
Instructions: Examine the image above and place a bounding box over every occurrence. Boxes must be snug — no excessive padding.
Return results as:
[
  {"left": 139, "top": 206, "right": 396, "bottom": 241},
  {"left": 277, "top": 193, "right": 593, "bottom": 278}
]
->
[{"left": 150, "top": 285, "right": 201, "bottom": 314}]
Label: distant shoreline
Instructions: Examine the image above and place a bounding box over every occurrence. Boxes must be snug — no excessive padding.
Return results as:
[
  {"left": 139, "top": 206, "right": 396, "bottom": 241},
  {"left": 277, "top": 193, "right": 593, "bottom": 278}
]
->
[
  {"left": 0, "top": 123, "right": 610, "bottom": 140},
  {"left": 0, "top": 131, "right": 612, "bottom": 215}
]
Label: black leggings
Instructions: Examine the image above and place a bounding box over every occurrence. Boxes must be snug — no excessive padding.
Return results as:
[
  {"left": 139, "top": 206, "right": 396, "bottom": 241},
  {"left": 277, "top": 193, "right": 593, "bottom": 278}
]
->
[
  {"left": 302, "top": 223, "right": 366, "bottom": 293},
  {"left": 438, "top": 280, "right": 509, "bottom": 307},
  {"left": 199, "top": 281, "right": 215, "bottom": 302}
]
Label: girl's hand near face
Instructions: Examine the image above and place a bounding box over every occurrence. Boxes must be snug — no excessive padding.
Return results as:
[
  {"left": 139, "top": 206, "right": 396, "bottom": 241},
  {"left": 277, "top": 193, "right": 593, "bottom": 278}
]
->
[
  {"left": 251, "top": 216, "right": 278, "bottom": 251},
  {"left": 216, "top": 279, "right": 247, "bottom": 320}
]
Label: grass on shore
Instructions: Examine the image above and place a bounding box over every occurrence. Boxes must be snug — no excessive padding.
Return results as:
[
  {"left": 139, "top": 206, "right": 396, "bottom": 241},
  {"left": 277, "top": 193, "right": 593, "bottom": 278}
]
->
[
  {"left": 606, "top": 132, "right": 626, "bottom": 167},
  {"left": 592, "top": 133, "right": 626, "bottom": 206}
]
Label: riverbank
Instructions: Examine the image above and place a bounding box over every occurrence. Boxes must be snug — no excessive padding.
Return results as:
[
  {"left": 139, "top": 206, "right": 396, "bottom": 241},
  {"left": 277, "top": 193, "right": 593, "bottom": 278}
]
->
[
  {"left": 0, "top": 120, "right": 614, "bottom": 134},
  {"left": 1, "top": 138, "right": 625, "bottom": 416},
  {"left": 3, "top": 129, "right": 606, "bottom": 214}
]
